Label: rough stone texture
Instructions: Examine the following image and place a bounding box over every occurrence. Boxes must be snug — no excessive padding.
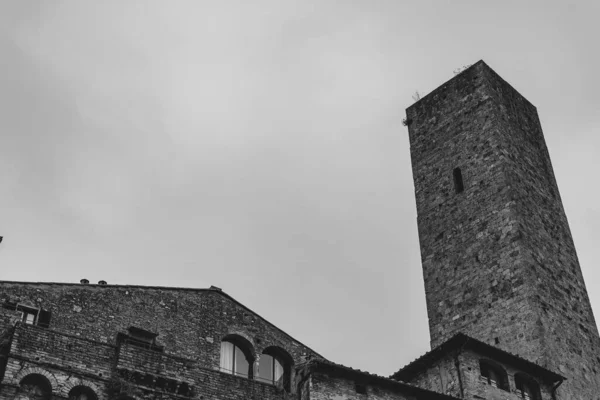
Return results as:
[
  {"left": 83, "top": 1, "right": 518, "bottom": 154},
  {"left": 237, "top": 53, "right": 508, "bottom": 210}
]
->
[
  {"left": 406, "top": 353, "right": 461, "bottom": 397},
  {"left": 406, "top": 60, "right": 600, "bottom": 399},
  {"left": 304, "top": 371, "right": 457, "bottom": 400},
  {"left": 405, "top": 349, "right": 556, "bottom": 400},
  {"left": 460, "top": 350, "right": 555, "bottom": 400},
  {"left": 308, "top": 373, "right": 417, "bottom": 400},
  {"left": 0, "top": 282, "right": 457, "bottom": 400},
  {"left": 296, "top": 360, "right": 459, "bottom": 400},
  {"left": 0, "top": 281, "right": 322, "bottom": 400}
]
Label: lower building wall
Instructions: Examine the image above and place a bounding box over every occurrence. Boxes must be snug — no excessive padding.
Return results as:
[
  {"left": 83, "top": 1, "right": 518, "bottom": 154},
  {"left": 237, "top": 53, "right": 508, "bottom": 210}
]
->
[
  {"left": 1, "top": 323, "right": 290, "bottom": 400},
  {"left": 459, "top": 351, "right": 554, "bottom": 400},
  {"left": 401, "top": 349, "right": 558, "bottom": 400},
  {"left": 308, "top": 372, "right": 417, "bottom": 400},
  {"left": 0, "top": 359, "right": 287, "bottom": 400},
  {"left": 405, "top": 354, "right": 462, "bottom": 397}
]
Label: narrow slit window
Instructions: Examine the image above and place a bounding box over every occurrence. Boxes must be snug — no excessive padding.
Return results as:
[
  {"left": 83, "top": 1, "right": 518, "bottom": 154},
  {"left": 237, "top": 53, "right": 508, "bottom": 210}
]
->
[{"left": 453, "top": 167, "right": 464, "bottom": 193}]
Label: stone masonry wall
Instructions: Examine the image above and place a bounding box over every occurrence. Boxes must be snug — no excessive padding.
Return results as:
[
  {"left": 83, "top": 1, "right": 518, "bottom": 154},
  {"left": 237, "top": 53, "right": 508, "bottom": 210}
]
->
[
  {"left": 0, "top": 323, "right": 290, "bottom": 400},
  {"left": 458, "top": 350, "right": 554, "bottom": 400},
  {"left": 480, "top": 64, "right": 600, "bottom": 399},
  {"left": 406, "top": 61, "right": 542, "bottom": 358},
  {"left": 404, "top": 354, "right": 461, "bottom": 397},
  {"left": 0, "top": 281, "right": 322, "bottom": 400},
  {"left": 401, "top": 349, "right": 557, "bottom": 400},
  {"left": 405, "top": 61, "right": 600, "bottom": 399},
  {"left": 307, "top": 373, "right": 418, "bottom": 400}
]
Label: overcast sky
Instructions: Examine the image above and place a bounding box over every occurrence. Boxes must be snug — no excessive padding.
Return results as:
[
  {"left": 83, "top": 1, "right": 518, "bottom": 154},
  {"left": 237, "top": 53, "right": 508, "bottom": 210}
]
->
[{"left": 1, "top": 0, "right": 599, "bottom": 377}]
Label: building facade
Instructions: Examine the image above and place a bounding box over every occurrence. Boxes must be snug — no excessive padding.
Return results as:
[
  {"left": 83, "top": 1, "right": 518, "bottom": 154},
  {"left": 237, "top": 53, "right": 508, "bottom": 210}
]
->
[{"left": 1, "top": 61, "right": 597, "bottom": 399}]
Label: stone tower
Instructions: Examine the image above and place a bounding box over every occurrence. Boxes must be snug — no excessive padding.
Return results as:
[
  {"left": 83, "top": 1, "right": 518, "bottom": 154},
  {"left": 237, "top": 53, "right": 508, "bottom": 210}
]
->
[{"left": 405, "top": 60, "right": 600, "bottom": 398}]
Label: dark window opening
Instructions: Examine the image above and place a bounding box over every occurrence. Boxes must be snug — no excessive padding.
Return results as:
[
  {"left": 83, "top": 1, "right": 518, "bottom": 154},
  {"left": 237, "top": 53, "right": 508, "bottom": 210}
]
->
[
  {"left": 18, "top": 374, "right": 52, "bottom": 400},
  {"left": 453, "top": 167, "right": 464, "bottom": 193},
  {"left": 37, "top": 310, "right": 52, "bottom": 328},
  {"left": 177, "top": 382, "right": 192, "bottom": 397},
  {"left": 68, "top": 386, "right": 98, "bottom": 400},
  {"left": 127, "top": 326, "right": 159, "bottom": 344},
  {"left": 515, "top": 373, "right": 541, "bottom": 400},
  {"left": 479, "top": 359, "right": 509, "bottom": 391}
]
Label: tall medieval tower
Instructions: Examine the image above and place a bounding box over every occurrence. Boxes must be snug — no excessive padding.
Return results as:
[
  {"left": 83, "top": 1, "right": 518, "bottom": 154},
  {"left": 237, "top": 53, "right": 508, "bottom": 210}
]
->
[{"left": 405, "top": 61, "right": 600, "bottom": 398}]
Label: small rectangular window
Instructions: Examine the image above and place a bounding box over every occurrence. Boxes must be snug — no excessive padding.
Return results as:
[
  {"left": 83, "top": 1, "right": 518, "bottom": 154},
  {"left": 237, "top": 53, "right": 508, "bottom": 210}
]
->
[
  {"left": 37, "top": 310, "right": 52, "bottom": 328},
  {"left": 453, "top": 167, "right": 464, "bottom": 193}
]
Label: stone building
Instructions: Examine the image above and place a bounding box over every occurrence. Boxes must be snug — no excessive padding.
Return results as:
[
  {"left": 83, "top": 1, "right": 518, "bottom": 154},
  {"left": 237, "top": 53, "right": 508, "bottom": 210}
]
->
[{"left": 1, "top": 61, "right": 597, "bottom": 399}]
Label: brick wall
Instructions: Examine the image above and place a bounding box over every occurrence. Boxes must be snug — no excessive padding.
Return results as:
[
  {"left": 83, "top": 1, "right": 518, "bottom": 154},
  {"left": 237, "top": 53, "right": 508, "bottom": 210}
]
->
[
  {"left": 406, "top": 61, "right": 539, "bottom": 358},
  {"left": 9, "top": 324, "right": 115, "bottom": 379},
  {"left": 116, "top": 342, "right": 196, "bottom": 384},
  {"left": 405, "top": 61, "right": 600, "bottom": 399}
]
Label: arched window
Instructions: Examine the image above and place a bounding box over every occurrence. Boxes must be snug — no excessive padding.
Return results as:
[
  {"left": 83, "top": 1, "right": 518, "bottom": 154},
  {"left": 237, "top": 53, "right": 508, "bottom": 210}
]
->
[
  {"left": 219, "top": 336, "right": 254, "bottom": 379},
  {"left": 258, "top": 346, "right": 294, "bottom": 391},
  {"left": 515, "top": 373, "right": 541, "bottom": 400},
  {"left": 257, "top": 354, "right": 283, "bottom": 385},
  {"left": 479, "top": 359, "right": 509, "bottom": 391},
  {"left": 17, "top": 374, "right": 52, "bottom": 400},
  {"left": 68, "top": 386, "right": 98, "bottom": 400},
  {"left": 453, "top": 167, "right": 464, "bottom": 193}
]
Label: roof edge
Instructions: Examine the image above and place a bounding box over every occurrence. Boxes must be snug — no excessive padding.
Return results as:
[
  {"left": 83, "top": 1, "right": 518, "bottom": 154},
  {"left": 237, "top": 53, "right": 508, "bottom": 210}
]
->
[
  {"left": 304, "top": 359, "right": 459, "bottom": 400},
  {"left": 391, "top": 333, "right": 565, "bottom": 383},
  {"left": 406, "top": 59, "right": 486, "bottom": 110}
]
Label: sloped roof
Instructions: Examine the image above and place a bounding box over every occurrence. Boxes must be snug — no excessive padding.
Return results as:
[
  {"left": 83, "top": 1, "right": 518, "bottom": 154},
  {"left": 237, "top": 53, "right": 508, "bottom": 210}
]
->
[
  {"left": 391, "top": 332, "right": 565, "bottom": 383},
  {"left": 302, "top": 358, "right": 459, "bottom": 400}
]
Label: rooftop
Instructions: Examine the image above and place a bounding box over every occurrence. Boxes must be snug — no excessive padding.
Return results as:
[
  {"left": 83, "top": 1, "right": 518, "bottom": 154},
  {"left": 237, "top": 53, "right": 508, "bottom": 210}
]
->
[{"left": 391, "top": 332, "right": 565, "bottom": 384}]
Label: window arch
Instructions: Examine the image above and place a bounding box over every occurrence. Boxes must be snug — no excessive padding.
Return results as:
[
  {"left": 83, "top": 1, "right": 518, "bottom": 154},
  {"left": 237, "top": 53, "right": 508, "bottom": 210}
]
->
[
  {"left": 258, "top": 346, "right": 294, "bottom": 391},
  {"left": 17, "top": 374, "right": 52, "bottom": 400},
  {"left": 479, "top": 359, "right": 509, "bottom": 391},
  {"left": 515, "top": 373, "right": 541, "bottom": 400},
  {"left": 219, "top": 335, "right": 254, "bottom": 379},
  {"left": 68, "top": 386, "right": 98, "bottom": 400}
]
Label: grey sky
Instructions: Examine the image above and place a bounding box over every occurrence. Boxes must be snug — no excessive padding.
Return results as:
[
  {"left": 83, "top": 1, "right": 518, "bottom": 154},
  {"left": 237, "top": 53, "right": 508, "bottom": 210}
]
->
[{"left": 1, "top": 0, "right": 599, "bottom": 376}]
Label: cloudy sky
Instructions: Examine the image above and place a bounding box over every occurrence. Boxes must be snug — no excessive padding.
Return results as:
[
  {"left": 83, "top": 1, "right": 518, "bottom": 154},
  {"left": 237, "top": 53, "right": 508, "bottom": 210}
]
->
[{"left": 1, "top": 0, "right": 599, "bottom": 376}]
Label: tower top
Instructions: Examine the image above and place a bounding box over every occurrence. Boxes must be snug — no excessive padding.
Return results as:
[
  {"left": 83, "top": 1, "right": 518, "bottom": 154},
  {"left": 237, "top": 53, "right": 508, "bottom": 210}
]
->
[{"left": 407, "top": 60, "right": 536, "bottom": 121}]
